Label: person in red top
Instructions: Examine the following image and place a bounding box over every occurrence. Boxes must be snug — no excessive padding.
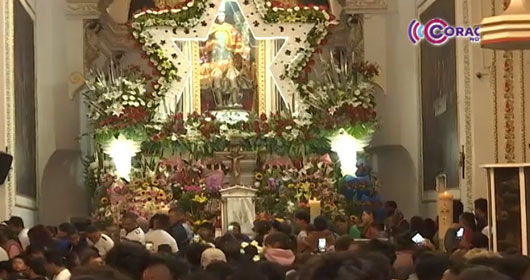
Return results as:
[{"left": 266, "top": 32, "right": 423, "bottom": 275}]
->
[{"left": 458, "top": 212, "right": 477, "bottom": 249}]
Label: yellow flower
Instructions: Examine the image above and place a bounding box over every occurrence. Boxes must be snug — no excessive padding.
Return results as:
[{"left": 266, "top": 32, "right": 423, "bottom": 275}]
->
[
  {"left": 310, "top": 183, "right": 316, "bottom": 188},
  {"left": 168, "top": 194, "right": 174, "bottom": 200},
  {"left": 287, "top": 184, "right": 295, "bottom": 188},
  {"left": 192, "top": 194, "right": 208, "bottom": 204},
  {"left": 132, "top": 180, "right": 142, "bottom": 187},
  {"left": 100, "top": 197, "right": 109, "bottom": 205},
  {"left": 140, "top": 190, "right": 147, "bottom": 196},
  {"left": 152, "top": 180, "right": 160, "bottom": 186},
  {"left": 255, "top": 173, "right": 264, "bottom": 181},
  {"left": 142, "top": 182, "right": 150, "bottom": 188}
]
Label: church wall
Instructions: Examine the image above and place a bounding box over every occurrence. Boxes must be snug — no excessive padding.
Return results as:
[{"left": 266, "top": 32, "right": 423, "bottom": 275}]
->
[
  {"left": 0, "top": 0, "right": 10, "bottom": 221},
  {"left": 364, "top": 0, "right": 424, "bottom": 218},
  {"left": 33, "top": 0, "right": 90, "bottom": 226}
]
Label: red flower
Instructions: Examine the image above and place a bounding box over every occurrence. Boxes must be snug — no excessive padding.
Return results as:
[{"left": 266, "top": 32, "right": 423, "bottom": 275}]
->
[
  {"left": 242, "top": 123, "right": 250, "bottom": 130},
  {"left": 260, "top": 113, "right": 268, "bottom": 121},
  {"left": 308, "top": 4, "right": 315, "bottom": 8},
  {"left": 262, "top": 123, "right": 270, "bottom": 132},
  {"left": 175, "top": 112, "right": 183, "bottom": 120},
  {"left": 329, "top": 14, "right": 336, "bottom": 21}
]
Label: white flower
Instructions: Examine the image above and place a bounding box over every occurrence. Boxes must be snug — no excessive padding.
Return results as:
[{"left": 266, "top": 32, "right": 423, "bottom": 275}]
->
[
  {"left": 294, "top": 6, "right": 300, "bottom": 11},
  {"left": 171, "top": 135, "right": 177, "bottom": 141},
  {"left": 122, "top": 95, "right": 129, "bottom": 101},
  {"left": 272, "top": 7, "right": 278, "bottom": 11},
  {"left": 266, "top": 1, "right": 271, "bottom": 6},
  {"left": 183, "top": 6, "right": 188, "bottom": 10},
  {"left": 287, "top": 8, "right": 293, "bottom": 12},
  {"left": 313, "top": 6, "right": 319, "bottom": 10},
  {"left": 187, "top": 2, "right": 194, "bottom": 7}
]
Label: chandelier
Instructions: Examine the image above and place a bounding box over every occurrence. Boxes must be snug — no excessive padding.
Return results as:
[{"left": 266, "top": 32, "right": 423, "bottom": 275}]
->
[{"left": 480, "top": 0, "right": 530, "bottom": 49}]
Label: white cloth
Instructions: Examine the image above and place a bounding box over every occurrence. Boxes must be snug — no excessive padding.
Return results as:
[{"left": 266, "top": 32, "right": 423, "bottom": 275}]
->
[
  {"left": 297, "top": 230, "right": 308, "bottom": 241},
  {"left": 53, "top": 268, "right": 71, "bottom": 280},
  {"left": 18, "top": 228, "right": 30, "bottom": 250},
  {"left": 120, "top": 227, "right": 145, "bottom": 245},
  {"left": 86, "top": 233, "right": 114, "bottom": 258},
  {"left": 145, "top": 229, "right": 179, "bottom": 253},
  {"left": 482, "top": 225, "right": 490, "bottom": 238},
  {"left": 0, "top": 247, "right": 8, "bottom": 262}
]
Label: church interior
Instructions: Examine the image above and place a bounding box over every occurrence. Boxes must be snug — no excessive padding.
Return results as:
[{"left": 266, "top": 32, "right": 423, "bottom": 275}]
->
[{"left": 1, "top": 0, "right": 530, "bottom": 256}]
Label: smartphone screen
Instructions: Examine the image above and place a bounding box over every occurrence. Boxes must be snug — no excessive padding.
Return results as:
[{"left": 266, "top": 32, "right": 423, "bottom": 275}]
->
[
  {"left": 411, "top": 232, "right": 425, "bottom": 245},
  {"left": 145, "top": 242, "right": 154, "bottom": 252},
  {"left": 456, "top": 227, "right": 465, "bottom": 239},
  {"left": 318, "top": 238, "right": 327, "bottom": 253}
]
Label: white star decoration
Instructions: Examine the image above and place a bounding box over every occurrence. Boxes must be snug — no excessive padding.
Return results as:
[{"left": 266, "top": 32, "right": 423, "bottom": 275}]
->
[{"left": 133, "top": 0, "right": 328, "bottom": 112}]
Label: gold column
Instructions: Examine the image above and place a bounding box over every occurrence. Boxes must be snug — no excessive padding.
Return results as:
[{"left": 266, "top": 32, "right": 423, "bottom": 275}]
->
[
  {"left": 258, "top": 40, "right": 266, "bottom": 115},
  {"left": 192, "top": 42, "right": 201, "bottom": 113}
]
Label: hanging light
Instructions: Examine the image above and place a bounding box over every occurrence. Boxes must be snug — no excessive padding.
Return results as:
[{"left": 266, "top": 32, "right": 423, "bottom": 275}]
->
[{"left": 480, "top": 0, "right": 530, "bottom": 50}]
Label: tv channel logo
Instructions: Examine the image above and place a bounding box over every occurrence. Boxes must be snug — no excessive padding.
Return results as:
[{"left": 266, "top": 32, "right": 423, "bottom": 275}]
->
[{"left": 408, "top": 18, "right": 480, "bottom": 45}]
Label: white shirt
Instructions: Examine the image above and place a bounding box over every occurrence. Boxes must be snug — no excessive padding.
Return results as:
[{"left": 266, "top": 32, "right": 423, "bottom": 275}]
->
[
  {"left": 0, "top": 247, "right": 8, "bottom": 262},
  {"left": 86, "top": 233, "right": 114, "bottom": 258},
  {"left": 482, "top": 225, "right": 490, "bottom": 238},
  {"left": 18, "top": 228, "right": 30, "bottom": 250},
  {"left": 120, "top": 227, "right": 145, "bottom": 245},
  {"left": 145, "top": 229, "right": 179, "bottom": 253},
  {"left": 53, "top": 268, "right": 71, "bottom": 280}
]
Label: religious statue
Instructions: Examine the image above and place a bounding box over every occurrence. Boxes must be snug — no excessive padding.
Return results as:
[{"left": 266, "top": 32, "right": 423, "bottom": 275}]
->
[{"left": 200, "top": 3, "right": 253, "bottom": 110}]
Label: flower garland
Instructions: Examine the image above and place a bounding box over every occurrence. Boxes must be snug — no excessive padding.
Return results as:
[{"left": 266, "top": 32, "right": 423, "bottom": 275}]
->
[{"left": 131, "top": 0, "right": 332, "bottom": 98}]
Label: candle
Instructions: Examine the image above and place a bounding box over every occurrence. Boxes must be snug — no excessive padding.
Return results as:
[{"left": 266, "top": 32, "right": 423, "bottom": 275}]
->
[
  {"left": 438, "top": 191, "right": 454, "bottom": 248},
  {"left": 309, "top": 198, "right": 321, "bottom": 223}
]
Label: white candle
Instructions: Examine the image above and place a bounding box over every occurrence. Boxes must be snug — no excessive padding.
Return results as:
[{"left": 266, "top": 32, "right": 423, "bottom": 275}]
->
[
  {"left": 309, "top": 198, "right": 321, "bottom": 223},
  {"left": 438, "top": 191, "right": 454, "bottom": 247}
]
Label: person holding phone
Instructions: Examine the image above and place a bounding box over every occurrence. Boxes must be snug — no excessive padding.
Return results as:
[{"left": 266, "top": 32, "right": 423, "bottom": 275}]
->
[
  {"left": 457, "top": 212, "right": 477, "bottom": 249},
  {"left": 297, "top": 216, "right": 335, "bottom": 255}
]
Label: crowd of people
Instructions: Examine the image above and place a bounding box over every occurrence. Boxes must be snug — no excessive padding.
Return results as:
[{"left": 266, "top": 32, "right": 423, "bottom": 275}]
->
[{"left": 0, "top": 198, "right": 526, "bottom": 280}]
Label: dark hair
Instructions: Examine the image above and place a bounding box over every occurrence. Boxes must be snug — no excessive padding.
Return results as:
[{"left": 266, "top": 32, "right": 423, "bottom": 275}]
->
[
  {"left": 474, "top": 198, "right": 488, "bottom": 215},
  {"left": 149, "top": 214, "right": 171, "bottom": 230},
  {"left": 460, "top": 212, "right": 477, "bottom": 231},
  {"left": 415, "top": 254, "right": 450, "bottom": 280},
  {"left": 45, "top": 250, "right": 67, "bottom": 267},
  {"left": 186, "top": 243, "right": 209, "bottom": 269},
  {"left": 498, "top": 255, "right": 530, "bottom": 280},
  {"left": 79, "top": 247, "right": 101, "bottom": 265},
  {"left": 105, "top": 242, "right": 150, "bottom": 280},
  {"left": 158, "top": 244, "right": 172, "bottom": 254},
  {"left": 422, "top": 218, "right": 436, "bottom": 241},
  {"left": 26, "top": 244, "right": 45, "bottom": 258},
  {"left": 297, "top": 251, "right": 365, "bottom": 280},
  {"left": 258, "top": 261, "right": 286, "bottom": 280},
  {"left": 59, "top": 223, "right": 78, "bottom": 236},
  {"left": 71, "top": 265, "right": 131, "bottom": 280},
  {"left": 385, "top": 201, "right": 398, "bottom": 209},
  {"left": 253, "top": 221, "right": 271, "bottom": 246},
  {"left": 198, "top": 222, "right": 215, "bottom": 232},
  {"left": 294, "top": 211, "right": 310, "bottom": 224},
  {"left": 185, "top": 271, "right": 217, "bottom": 280},
  {"left": 467, "top": 256, "right": 504, "bottom": 271},
  {"left": 0, "top": 261, "right": 12, "bottom": 274},
  {"left": 7, "top": 217, "right": 24, "bottom": 228},
  {"left": 264, "top": 232, "right": 292, "bottom": 250},
  {"left": 0, "top": 226, "right": 15, "bottom": 243},
  {"left": 28, "top": 225, "right": 53, "bottom": 248},
  {"left": 47, "top": 226, "right": 58, "bottom": 237},
  {"left": 205, "top": 261, "right": 233, "bottom": 280},
  {"left": 146, "top": 253, "right": 189, "bottom": 280},
  {"left": 334, "top": 216, "right": 348, "bottom": 224},
  {"left": 360, "top": 239, "right": 397, "bottom": 265},
  {"left": 271, "top": 220, "right": 292, "bottom": 236},
  {"left": 122, "top": 212, "right": 138, "bottom": 220},
  {"left": 334, "top": 235, "right": 353, "bottom": 252},
  {"left": 358, "top": 252, "right": 392, "bottom": 280},
  {"left": 85, "top": 225, "right": 100, "bottom": 234},
  {"left": 410, "top": 216, "right": 424, "bottom": 232},
  {"left": 313, "top": 216, "right": 328, "bottom": 232},
  {"left": 459, "top": 266, "right": 511, "bottom": 280},
  {"left": 453, "top": 201, "right": 464, "bottom": 223},
  {"left": 169, "top": 207, "right": 185, "bottom": 215},
  {"left": 27, "top": 257, "right": 47, "bottom": 277}
]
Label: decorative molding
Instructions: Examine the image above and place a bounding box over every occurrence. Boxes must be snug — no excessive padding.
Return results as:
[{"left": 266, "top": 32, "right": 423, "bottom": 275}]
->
[
  {"left": 503, "top": 51, "right": 515, "bottom": 162},
  {"left": 491, "top": 0, "right": 499, "bottom": 163},
  {"left": 192, "top": 42, "right": 200, "bottom": 113},
  {"left": 258, "top": 40, "right": 266, "bottom": 115},
  {"left": 3, "top": 0, "right": 15, "bottom": 217},
  {"left": 343, "top": 0, "right": 387, "bottom": 14},
  {"left": 463, "top": 0, "right": 473, "bottom": 210},
  {"left": 520, "top": 51, "right": 526, "bottom": 162}
]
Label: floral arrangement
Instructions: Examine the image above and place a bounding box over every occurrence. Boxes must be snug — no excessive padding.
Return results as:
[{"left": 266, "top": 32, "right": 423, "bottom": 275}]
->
[
  {"left": 254, "top": 154, "right": 344, "bottom": 218},
  {"left": 151, "top": 111, "right": 327, "bottom": 157},
  {"left": 93, "top": 177, "right": 173, "bottom": 222},
  {"left": 84, "top": 64, "right": 162, "bottom": 142},
  {"left": 300, "top": 57, "right": 380, "bottom": 139}
]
